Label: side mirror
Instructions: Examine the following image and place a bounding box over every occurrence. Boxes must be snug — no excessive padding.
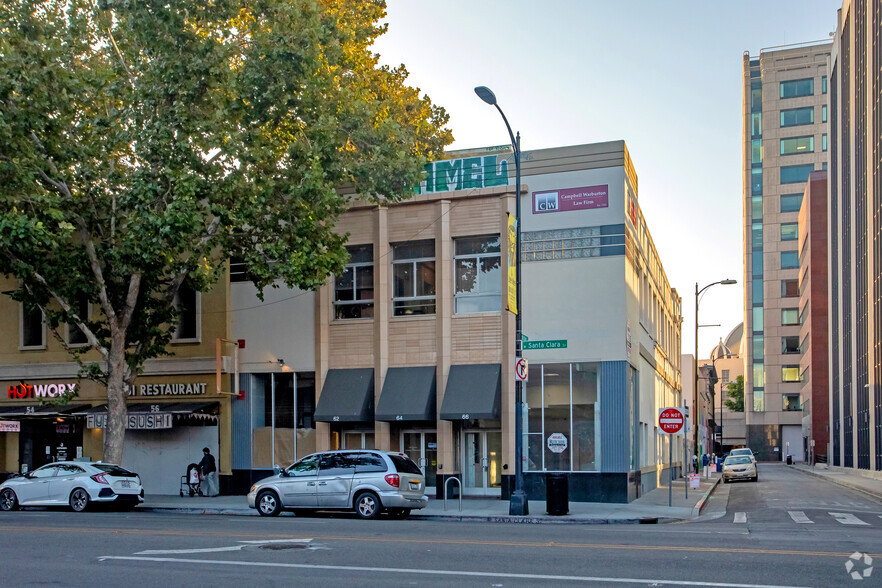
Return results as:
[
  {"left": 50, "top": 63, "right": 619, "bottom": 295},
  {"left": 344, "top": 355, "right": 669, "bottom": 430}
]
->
[{"left": 272, "top": 464, "right": 282, "bottom": 476}]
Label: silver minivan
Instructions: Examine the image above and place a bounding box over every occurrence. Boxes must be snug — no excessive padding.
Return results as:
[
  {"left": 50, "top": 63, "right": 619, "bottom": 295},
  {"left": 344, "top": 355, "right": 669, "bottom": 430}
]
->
[{"left": 247, "top": 450, "right": 428, "bottom": 519}]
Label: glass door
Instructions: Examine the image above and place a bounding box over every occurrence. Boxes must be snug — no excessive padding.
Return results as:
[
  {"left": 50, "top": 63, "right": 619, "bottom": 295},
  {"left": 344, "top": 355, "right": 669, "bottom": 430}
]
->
[
  {"left": 462, "top": 430, "right": 501, "bottom": 496},
  {"left": 401, "top": 431, "right": 437, "bottom": 495}
]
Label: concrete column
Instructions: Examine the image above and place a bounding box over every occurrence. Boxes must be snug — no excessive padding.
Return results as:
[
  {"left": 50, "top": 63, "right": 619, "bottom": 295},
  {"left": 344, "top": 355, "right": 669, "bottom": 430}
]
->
[
  {"left": 435, "top": 199, "right": 455, "bottom": 477},
  {"left": 314, "top": 283, "right": 331, "bottom": 452},
  {"left": 374, "top": 206, "right": 391, "bottom": 450}
]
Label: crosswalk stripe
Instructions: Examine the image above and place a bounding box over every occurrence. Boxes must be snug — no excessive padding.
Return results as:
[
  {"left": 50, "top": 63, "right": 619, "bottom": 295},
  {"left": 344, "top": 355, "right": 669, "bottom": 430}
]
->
[
  {"left": 733, "top": 512, "right": 747, "bottom": 523},
  {"left": 829, "top": 512, "right": 869, "bottom": 525},
  {"left": 788, "top": 511, "right": 813, "bottom": 523}
]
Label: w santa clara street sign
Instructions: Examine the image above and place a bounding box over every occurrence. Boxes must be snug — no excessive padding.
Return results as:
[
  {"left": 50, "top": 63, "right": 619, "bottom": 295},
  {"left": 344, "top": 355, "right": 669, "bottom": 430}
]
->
[{"left": 658, "top": 407, "right": 686, "bottom": 435}]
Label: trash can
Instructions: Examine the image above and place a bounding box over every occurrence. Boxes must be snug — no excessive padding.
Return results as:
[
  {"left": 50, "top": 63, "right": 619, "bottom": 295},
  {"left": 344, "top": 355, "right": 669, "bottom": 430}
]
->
[
  {"left": 786, "top": 455, "right": 793, "bottom": 465},
  {"left": 546, "top": 473, "right": 568, "bottom": 516},
  {"left": 716, "top": 457, "right": 722, "bottom": 473}
]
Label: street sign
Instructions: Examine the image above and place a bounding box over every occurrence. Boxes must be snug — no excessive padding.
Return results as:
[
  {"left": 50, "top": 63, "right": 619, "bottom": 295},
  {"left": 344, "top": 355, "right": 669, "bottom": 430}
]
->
[
  {"left": 658, "top": 407, "right": 685, "bottom": 435},
  {"left": 522, "top": 335, "right": 567, "bottom": 350},
  {"left": 547, "top": 432, "right": 568, "bottom": 453},
  {"left": 515, "top": 358, "right": 529, "bottom": 382}
]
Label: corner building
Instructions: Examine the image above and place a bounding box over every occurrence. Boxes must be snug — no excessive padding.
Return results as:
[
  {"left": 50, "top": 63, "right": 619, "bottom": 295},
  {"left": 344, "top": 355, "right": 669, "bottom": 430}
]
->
[
  {"left": 742, "top": 42, "right": 831, "bottom": 462},
  {"left": 231, "top": 141, "right": 683, "bottom": 502}
]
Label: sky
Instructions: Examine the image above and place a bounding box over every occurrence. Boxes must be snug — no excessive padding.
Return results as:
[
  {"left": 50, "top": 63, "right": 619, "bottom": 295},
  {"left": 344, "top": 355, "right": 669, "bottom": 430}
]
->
[{"left": 371, "top": 0, "right": 841, "bottom": 360}]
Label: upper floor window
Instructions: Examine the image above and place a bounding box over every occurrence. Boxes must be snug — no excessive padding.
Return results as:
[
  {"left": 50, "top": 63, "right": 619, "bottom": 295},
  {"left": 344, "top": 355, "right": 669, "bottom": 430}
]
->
[
  {"left": 751, "top": 139, "right": 763, "bottom": 164},
  {"left": 781, "top": 223, "right": 799, "bottom": 241},
  {"left": 454, "top": 235, "right": 501, "bottom": 314},
  {"left": 781, "top": 279, "right": 798, "bottom": 297},
  {"left": 782, "top": 336, "right": 800, "bottom": 354},
  {"left": 782, "top": 393, "right": 802, "bottom": 411},
  {"left": 781, "top": 251, "right": 799, "bottom": 269},
  {"left": 780, "top": 164, "right": 814, "bottom": 184},
  {"left": 780, "top": 136, "right": 814, "bottom": 156},
  {"left": 821, "top": 76, "right": 827, "bottom": 94},
  {"left": 782, "top": 366, "right": 801, "bottom": 382},
  {"left": 20, "top": 304, "right": 45, "bottom": 349},
  {"left": 780, "top": 107, "right": 814, "bottom": 127},
  {"left": 66, "top": 297, "right": 90, "bottom": 346},
  {"left": 722, "top": 369, "right": 730, "bottom": 384},
  {"left": 822, "top": 105, "right": 828, "bottom": 122},
  {"left": 781, "top": 308, "right": 799, "bottom": 326},
  {"left": 392, "top": 240, "right": 435, "bottom": 316},
  {"left": 334, "top": 244, "right": 374, "bottom": 320},
  {"left": 173, "top": 281, "right": 200, "bottom": 341},
  {"left": 780, "top": 193, "right": 803, "bottom": 213},
  {"left": 822, "top": 134, "right": 828, "bottom": 152},
  {"left": 779, "top": 78, "right": 813, "bottom": 99}
]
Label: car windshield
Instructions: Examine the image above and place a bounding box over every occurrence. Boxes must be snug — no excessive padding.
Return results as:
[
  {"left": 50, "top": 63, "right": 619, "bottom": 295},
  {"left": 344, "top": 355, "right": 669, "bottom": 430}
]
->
[
  {"left": 731, "top": 449, "right": 752, "bottom": 456},
  {"left": 388, "top": 454, "right": 421, "bottom": 475},
  {"left": 92, "top": 464, "right": 137, "bottom": 477},
  {"left": 725, "top": 456, "right": 752, "bottom": 465}
]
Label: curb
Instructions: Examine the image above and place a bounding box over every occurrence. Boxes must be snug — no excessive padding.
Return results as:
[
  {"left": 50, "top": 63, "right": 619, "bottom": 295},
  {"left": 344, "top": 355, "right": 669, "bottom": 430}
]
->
[
  {"left": 788, "top": 465, "right": 882, "bottom": 504},
  {"left": 135, "top": 505, "right": 679, "bottom": 525},
  {"left": 690, "top": 477, "right": 721, "bottom": 518}
]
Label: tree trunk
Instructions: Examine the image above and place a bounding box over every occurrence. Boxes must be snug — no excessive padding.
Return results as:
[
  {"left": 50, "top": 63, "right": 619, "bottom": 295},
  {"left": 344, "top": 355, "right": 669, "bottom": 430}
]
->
[{"left": 103, "top": 329, "right": 128, "bottom": 465}]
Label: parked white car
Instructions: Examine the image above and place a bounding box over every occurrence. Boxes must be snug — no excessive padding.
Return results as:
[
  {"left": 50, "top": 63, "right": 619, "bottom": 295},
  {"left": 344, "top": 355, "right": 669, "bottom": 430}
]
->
[
  {"left": 728, "top": 448, "right": 757, "bottom": 463},
  {"left": 0, "top": 461, "right": 144, "bottom": 512}
]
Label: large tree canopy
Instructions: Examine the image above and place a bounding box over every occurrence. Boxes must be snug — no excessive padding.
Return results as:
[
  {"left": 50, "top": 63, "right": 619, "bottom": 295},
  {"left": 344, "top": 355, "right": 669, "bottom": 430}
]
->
[{"left": 0, "top": 0, "right": 451, "bottom": 463}]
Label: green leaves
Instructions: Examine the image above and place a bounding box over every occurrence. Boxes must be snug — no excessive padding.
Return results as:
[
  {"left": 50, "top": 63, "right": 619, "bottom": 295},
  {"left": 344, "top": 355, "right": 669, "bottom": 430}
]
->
[{"left": 0, "top": 0, "right": 451, "bottom": 383}]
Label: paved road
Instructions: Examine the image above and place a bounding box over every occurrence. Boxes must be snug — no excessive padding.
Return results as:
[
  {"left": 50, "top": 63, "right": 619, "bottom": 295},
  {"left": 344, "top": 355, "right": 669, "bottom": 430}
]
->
[{"left": 4, "top": 463, "right": 881, "bottom": 587}]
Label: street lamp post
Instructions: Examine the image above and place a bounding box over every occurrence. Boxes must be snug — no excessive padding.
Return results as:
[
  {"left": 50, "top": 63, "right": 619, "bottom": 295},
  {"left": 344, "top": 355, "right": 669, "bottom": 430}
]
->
[
  {"left": 693, "top": 279, "right": 736, "bottom": 461},
  {"left": 475, "top": 85, "right": 527, "bottom": 516}
]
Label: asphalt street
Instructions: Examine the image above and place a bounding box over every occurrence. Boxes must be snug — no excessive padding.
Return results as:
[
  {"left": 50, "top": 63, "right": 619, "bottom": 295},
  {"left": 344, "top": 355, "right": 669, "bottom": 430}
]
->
[{"left": 4, "top": 464, "right": 881, "bottom": 587}]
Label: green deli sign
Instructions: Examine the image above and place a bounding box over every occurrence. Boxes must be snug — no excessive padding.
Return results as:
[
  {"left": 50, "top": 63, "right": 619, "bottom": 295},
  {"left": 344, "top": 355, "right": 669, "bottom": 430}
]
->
[
  {"left": 522, "top": 335, "right": 567, "bottom": 351},
  {"left": 418, "top": 154, "right": 511, "bottom": 194}
]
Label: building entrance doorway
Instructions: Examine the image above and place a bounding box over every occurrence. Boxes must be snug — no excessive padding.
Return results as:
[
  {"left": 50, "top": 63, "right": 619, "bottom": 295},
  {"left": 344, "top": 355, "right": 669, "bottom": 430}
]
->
[
  {"left": 400, "top": 431, "right": 437, "bottom": 494},
  {"left": 462, "top": 430, "right": 501, "bottom": 496}
]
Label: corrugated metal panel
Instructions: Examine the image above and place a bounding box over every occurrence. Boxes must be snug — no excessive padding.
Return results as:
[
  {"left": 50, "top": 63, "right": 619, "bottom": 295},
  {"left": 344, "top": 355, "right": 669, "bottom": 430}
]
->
[
  {"left": 231, "top": 374, "right": 253, "bottom": 470},
  {"left": 601, "top": 361, "right": 631, "bottom": 472}
]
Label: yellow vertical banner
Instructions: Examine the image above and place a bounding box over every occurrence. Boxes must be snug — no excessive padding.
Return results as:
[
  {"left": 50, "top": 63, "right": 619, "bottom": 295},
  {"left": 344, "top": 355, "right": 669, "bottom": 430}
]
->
[{"left": 507, "top": 212, "right": 518, "bottom": 315}]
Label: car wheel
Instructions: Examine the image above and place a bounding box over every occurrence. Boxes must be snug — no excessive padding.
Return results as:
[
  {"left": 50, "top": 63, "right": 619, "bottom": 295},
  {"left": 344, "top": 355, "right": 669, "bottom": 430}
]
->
[
  {"left": 257, "top": 490, "right": 281, "bottom": 517},
  {"left": 722, "top": 478, "right": 728, "bottom": 484},
  {"left": 69, "top": 488, "right": 90, "bottom": 512},
  {"left": 354, "top": 491, "right": 381, "bottom": 519},
  {"left": 752, "top": 476, "right": 758, "bottom": 483},
  {"left": 0, "top": 489, "right": 18, "bottom": 511}
]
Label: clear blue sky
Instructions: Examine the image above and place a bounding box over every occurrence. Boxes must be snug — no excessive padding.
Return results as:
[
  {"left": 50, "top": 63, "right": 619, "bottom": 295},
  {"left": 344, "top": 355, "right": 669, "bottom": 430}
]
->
[{"left": 373, "top": 0, "right": 840, "bottom": 359}]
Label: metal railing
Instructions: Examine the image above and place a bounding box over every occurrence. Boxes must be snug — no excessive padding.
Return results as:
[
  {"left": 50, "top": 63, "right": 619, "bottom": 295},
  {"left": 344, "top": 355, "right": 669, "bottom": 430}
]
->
[{"left": 443, "top": 477, "right": 462, "bottom": 512}]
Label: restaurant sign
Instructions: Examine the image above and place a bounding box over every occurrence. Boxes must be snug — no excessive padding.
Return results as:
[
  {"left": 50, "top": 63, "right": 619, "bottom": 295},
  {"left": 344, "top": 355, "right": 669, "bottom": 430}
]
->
[
  {"left": 86, "top": 413, "right": 173, "bottom": 430},
  {"left": 127, "top": 382, "right": 208, "bottom": 396},
  {"left": 0, "top": 420, "right": 20, "bottom": 433},
  {"left": 8, "top": 382, "right": 76, "bottom": 399}
]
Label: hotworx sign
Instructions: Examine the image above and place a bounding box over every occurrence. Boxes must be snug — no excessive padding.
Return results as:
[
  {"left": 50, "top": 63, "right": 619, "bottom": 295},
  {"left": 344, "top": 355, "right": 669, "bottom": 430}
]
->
[
  {"left": 8, "top": 381, "right": 76, "bottom": 399},
  {"left": 416, "top": 154, "right": 511, "bottom": 194}
]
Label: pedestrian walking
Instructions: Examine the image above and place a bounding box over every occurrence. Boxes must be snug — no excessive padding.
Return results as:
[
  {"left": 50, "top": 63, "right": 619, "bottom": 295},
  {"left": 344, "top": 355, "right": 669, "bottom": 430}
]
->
[{"left": 198, "top": 447, "right": 219, "bottom": 497}]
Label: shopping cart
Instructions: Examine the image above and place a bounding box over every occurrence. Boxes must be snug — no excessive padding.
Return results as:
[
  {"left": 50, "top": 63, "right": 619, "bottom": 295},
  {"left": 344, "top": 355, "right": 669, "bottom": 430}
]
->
[{"left": 180, "top": 463, "right": 204, "bottom": 497}]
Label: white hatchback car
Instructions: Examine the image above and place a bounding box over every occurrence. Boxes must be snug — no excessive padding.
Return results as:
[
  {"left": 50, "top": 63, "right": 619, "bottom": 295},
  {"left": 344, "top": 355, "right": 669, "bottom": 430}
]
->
[{"left": 0, "top": 461, "right": 144, "bottom": 512}]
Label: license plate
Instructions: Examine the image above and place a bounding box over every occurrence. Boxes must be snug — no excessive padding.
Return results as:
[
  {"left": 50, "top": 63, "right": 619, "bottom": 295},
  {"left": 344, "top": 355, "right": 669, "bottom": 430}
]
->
[
  {"left": 409, "top": 483, "right": 419, "bottom": 490},
  {"left": 120, "top": 480, "right": 132, "bottom": 488}
]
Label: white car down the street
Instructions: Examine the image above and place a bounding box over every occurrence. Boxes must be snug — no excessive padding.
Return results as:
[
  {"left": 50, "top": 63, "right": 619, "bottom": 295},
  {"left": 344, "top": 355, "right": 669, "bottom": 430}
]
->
[{"left": 0, "top": 461, "right": 144, "bottom": 512}]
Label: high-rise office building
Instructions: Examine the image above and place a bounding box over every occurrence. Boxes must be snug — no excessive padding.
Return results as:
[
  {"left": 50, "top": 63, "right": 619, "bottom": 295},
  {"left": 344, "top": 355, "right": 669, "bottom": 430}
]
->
[
  {"left": 742, "top": 42, "right": 831, "bottom": 462},
  {"left": 828, "top": 0, "right": 881, "bottom": 471}
]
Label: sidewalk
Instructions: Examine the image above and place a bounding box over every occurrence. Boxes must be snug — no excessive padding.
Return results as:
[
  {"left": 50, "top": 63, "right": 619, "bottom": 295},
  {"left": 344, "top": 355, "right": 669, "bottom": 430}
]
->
[
  {"left": 138, "top": 472, "right": 721, "bottom": 525},
  {"left": 789, "top": 462, "right": 882, "bottom": 503}
]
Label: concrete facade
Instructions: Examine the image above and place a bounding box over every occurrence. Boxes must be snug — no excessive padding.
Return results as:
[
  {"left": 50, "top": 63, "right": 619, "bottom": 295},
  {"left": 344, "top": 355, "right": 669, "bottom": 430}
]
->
[{"left": 742, "top": 42, "right": 831, "bottom": 462}]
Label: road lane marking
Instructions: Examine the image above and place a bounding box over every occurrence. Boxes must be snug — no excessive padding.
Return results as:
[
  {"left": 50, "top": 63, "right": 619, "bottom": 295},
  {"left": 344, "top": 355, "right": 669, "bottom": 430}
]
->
[
  {"left": 7, "top": 524, "right": 878, "bottom": 559},
  {"left": 136, "top": 539, "right": 314, "bottom": 555},
  {"left": 787, "top": 511, "right": 813, "bottom": 524},
  {"left": 96, "top": 555, "right": 813, "bottom": 587},
  {"left": 734, "top": 512, "right": 747, "bottom": 523},
  {"left": 829, "top": 512, "right": 869, "bottom": 526}
]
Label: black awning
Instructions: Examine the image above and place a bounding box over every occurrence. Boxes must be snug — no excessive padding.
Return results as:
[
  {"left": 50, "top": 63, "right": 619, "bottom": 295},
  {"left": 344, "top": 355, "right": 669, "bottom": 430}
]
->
[
  {"left": 375, "top": 367, "right": 436, "bottom": 422},
  {"left": 314, "top": 368, "right": 374, "bottom": 423},
  {"left": 440, "top": 364, "right": 501, "bottom": 420},
  {"left": 70, "top": 404, "right": 108, "bottom": 416},
  {"left": 0, "top": 404, "right": 90, "bottom": 417}
]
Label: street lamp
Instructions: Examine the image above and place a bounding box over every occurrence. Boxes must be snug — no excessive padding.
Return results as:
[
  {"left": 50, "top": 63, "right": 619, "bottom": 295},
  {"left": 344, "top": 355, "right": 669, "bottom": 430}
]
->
[
  {"left": 703, "top": 341, "right": 735, "bottom": 454},
  {"left": 475, "top": 85, "right": 527, "bottom": 516},
  {"left": 693, "top": 279, "right": 736, "bottom": 460}
]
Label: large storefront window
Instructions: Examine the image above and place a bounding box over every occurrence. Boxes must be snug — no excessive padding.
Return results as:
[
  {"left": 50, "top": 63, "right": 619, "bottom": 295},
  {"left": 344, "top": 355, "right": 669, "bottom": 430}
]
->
[
  {"left": 525, "top": 363, "right": 599, "bottom": 472},
  {"left": 251, "top": 372, "right": 316, "bottom": 468}
]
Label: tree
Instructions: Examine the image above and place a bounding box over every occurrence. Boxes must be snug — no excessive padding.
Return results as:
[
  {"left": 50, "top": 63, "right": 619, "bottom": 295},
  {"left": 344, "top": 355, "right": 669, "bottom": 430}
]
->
[
  {"left": 0, "top": 0, "right": 452, "bottom": 464},
  {"left": 725, "top": 376, "right": 744, "bottom": 412}
]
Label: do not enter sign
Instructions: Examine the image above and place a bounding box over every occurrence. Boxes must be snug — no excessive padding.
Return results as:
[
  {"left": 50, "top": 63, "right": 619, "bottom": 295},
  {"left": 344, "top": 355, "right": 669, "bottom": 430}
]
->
[{"left": 658, "top": 407, "right": 685, "bottom": 435}]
